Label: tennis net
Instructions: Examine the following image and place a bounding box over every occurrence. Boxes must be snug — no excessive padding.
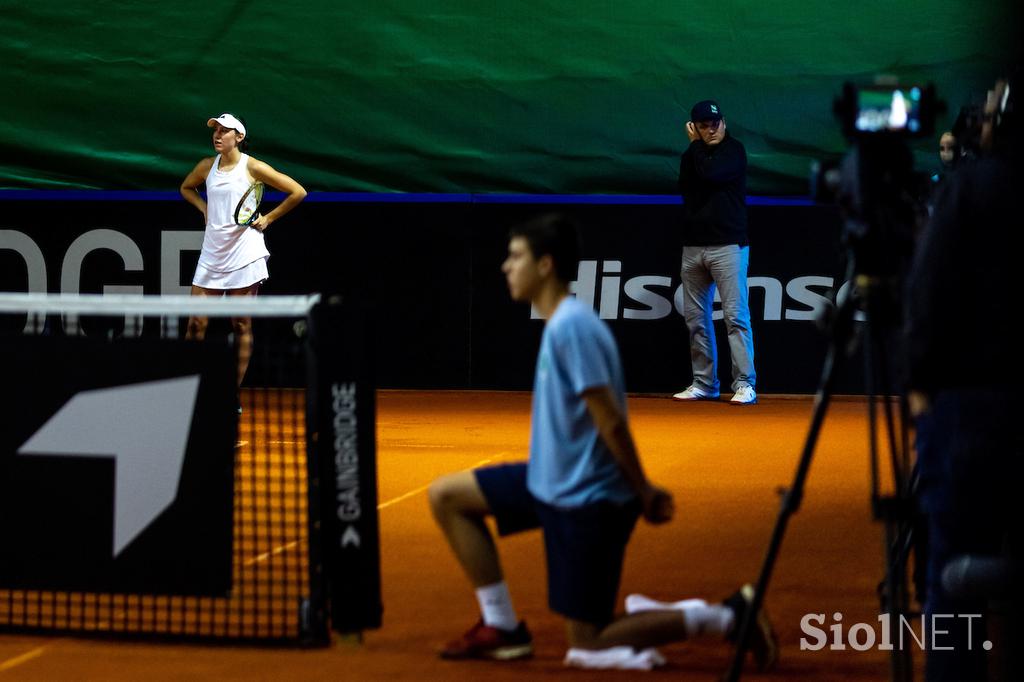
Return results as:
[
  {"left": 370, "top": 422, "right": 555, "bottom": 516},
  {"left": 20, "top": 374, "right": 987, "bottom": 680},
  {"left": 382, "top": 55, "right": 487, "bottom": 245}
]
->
[{"left": 0, "top": 293, "right": 380, "bottom": 644}]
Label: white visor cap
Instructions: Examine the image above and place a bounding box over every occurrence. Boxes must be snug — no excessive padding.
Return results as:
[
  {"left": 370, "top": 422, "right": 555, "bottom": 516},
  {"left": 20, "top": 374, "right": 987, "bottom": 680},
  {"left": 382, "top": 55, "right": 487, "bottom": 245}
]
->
[{"left": 207, "top": 113, "right": 246, "bottom": 136}]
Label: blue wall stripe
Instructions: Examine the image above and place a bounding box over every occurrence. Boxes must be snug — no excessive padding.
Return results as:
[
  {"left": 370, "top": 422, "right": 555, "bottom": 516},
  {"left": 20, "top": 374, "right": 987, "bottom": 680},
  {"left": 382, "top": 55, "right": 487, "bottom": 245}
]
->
[{"left": 0, "top": 190, "right": 814, "bottom": 207}]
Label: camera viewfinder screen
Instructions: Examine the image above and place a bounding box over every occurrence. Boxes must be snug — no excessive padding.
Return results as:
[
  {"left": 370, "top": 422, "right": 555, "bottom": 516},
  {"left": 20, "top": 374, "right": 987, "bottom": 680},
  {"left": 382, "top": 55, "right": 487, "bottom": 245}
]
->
[{"left": 855, "top": 87, "right": 923, "bottom": 133}]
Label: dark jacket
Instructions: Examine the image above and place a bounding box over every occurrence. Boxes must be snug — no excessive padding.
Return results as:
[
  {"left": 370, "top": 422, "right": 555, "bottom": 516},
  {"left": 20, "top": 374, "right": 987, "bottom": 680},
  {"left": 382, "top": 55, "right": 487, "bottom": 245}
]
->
[
  {"left": 677, "top": 133, "right": 748, "bottom": 246},
  {"left": 904, "top": 150, "right": 1019, "bottom": 394}
]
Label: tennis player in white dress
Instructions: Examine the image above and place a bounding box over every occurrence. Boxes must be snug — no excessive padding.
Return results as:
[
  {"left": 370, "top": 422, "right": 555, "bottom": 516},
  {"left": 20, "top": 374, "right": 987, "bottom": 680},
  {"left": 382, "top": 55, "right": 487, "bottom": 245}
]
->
[{"left": 179, "top": 113, "right": 307, "bottom": 395}]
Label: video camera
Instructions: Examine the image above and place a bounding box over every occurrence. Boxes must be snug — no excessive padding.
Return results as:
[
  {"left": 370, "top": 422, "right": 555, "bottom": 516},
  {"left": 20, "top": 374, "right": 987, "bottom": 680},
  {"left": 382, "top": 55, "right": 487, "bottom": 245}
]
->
[
  {"left": 812, "top": 81, "right": 941, "bottom": 203},
  {"left": 833, "top": 83, "right": 942, "bottom": 277},
  {"left": 835, "top": 82, "right": 939, "bottom": 140}
]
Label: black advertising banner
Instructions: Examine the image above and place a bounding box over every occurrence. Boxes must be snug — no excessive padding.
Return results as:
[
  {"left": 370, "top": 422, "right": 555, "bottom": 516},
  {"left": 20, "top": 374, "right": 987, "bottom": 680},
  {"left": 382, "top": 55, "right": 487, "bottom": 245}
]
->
[
  {"left": 468, "top": 202, "right": 855, "bottom": 394},
  {"left": 0, "top": 197, "right": 474, "bottom": 391},
  {"left": 0, "top": 334, "right": 237, "bottom": 594},
  {"left": 307, "top": 299, "right": 383, "bottom": 632},
  {"left": 0, "top": 195, "right": 863, "bottom": 393}
]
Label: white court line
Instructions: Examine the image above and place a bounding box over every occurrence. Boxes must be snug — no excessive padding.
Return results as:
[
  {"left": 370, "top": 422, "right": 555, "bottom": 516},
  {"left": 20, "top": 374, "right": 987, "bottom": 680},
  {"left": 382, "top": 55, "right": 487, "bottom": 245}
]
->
[
  {"left": 247, "top": 441, "right": 457, "bottom": 448},
  {"left": 237, "top": 438, "right": 466, "bottom": 448},
  {"left": 243, "top": 455, "right": 508, "bottom": 564},
  {"left": 0, "top": 645, "right": 48, "bottom": 672},
  {"left": 376, "top": 456, "right": 501, "bottom": 510},
  {"left": 386, "top": 444, "right": 456, "bottom": 449},
  {"left": 243, "top": 540, "right": 300, "bottom": 567}
]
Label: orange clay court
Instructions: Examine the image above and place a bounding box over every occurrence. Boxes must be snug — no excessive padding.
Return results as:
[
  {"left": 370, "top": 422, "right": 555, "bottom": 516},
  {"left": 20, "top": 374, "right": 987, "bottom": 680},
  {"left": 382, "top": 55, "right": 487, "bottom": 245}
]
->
[{"left": 0, "top": 390, "right": 903, "bottom": 680}]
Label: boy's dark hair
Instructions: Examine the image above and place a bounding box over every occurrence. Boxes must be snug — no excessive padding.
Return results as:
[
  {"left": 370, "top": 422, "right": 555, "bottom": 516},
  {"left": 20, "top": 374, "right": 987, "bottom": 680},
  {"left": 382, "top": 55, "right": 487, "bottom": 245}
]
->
[{"left": 509, "top": 213, "right": 581, "bottom": 284}]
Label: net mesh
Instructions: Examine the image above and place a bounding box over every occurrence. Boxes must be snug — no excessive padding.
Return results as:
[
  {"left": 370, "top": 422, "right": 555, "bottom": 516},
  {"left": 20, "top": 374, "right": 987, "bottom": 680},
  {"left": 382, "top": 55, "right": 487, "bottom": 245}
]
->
[{"left": 0, "top": 294, "right": 325, "bottom": 643}]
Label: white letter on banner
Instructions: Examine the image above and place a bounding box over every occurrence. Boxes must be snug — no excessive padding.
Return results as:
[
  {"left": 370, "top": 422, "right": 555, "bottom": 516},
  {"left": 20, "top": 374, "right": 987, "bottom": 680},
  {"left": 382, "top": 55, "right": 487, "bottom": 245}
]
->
[
  {"left": 623, "top": 276, "right": 673, "bottom": 320},
  {"left": 61, "top": 229, "right": 144, "bottom": 335},
  {"left": 0, "top": 230, "right": 48, "bottom": 333},
  {"left": 785, "top": 276, "right": 833, "bottom": 320},
  {"left": 570, "top": 261, "right": 598, "bottom": 307},
  {"left": 161, "top": 230, "right": 204, "bottom": 337},
  {"left": 749, "top": 276, "right": 784, "bottom": 321}
]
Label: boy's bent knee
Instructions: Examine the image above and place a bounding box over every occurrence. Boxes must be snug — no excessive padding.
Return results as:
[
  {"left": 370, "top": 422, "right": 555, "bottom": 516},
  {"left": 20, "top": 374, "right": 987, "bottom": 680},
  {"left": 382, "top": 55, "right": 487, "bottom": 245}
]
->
[
  {"left": 428, "top": 471, "right": 489, "bottom": 518},
  {"left": 427, "top": 478, "right": 453, "bottom": 515}
]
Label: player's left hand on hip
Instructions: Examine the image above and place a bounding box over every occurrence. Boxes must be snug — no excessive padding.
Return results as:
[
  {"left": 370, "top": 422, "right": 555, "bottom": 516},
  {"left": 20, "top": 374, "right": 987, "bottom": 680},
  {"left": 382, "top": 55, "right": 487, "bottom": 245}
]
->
[{"left": 251, "top": 214, "right": 270, "bottom": 232}]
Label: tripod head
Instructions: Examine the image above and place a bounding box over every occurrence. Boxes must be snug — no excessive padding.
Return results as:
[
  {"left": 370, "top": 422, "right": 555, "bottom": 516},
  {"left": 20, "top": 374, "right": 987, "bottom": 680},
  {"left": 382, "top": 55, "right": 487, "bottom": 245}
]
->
[
  {"left": 813, "top": 82, "right": 945, "bottom": 358},
  {"left": 834, "top": 82, "right": 942, "bottom": 289}
]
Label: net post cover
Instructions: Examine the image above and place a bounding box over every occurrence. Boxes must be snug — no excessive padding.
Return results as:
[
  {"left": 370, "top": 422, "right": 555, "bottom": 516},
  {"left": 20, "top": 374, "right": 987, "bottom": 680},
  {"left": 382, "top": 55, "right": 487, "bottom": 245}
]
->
[
  {"left": 307, "top": 297, "right": 383, "bottom": 633},
  {"left": 0, "top": 294, "right": 332, "bottom": 645}
]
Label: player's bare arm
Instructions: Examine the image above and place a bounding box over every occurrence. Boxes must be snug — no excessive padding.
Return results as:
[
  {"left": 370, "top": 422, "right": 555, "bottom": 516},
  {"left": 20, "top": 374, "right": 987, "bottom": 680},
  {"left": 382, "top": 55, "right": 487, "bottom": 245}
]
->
[
  {"left": 582, "top": 385, "right": 675, "bottom": 524},
  {"left": 247, "top": 159, "right": 307, "bottom": 231},
  {"left": 179, "top": 157, "right": 214, "bottom": 220}
]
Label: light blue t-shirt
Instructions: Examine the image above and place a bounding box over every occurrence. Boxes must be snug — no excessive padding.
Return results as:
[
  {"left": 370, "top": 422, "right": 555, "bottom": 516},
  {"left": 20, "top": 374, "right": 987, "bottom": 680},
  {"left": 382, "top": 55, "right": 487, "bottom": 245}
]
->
[{"left": 526, "top": 296, "right": 636, "bottom": 508}]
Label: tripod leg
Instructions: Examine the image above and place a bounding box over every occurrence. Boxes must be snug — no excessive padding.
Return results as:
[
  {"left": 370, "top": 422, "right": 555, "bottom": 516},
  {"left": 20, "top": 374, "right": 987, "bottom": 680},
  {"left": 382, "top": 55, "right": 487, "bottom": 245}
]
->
[
  {"left": 882, "top": 517, "right": 914, "bottom": 681},
  {"left": 724, "top": 341, "right": 842, "bottom": 681},
  {"left": 865, "top": 293, "right": 916, "bottom": 682}
]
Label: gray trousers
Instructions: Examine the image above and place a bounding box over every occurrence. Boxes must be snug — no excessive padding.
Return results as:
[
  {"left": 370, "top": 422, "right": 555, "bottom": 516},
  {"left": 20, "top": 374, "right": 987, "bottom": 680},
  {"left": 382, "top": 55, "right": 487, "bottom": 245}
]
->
[{"left": 680, "top": 245, "right": 756, "bottom": 393}]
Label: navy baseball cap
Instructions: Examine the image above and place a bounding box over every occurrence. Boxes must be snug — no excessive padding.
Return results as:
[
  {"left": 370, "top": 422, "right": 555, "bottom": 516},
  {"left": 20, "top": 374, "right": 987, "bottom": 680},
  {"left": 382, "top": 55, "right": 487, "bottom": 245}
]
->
[{"left": 691, "top": 100, "right": 723, "bottom": 122}]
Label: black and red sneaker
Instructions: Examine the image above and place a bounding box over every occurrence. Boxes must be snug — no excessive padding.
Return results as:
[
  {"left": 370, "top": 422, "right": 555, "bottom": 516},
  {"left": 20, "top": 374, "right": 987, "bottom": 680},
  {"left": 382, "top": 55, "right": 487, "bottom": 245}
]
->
[{"left": 439, "top": 619, "right": 534, "bottom": 660}]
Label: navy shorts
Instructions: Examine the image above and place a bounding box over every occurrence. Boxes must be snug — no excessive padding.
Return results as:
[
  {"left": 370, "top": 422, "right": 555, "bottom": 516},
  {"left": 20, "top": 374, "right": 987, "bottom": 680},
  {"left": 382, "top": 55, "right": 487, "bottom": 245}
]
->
[{"left": 474, "top": 463, "right": 640, "bottom": 625}]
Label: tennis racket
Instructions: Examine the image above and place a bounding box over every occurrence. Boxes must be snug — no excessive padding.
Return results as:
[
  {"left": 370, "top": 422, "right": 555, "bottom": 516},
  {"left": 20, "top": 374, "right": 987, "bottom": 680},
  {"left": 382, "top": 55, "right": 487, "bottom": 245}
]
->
[{"left": 233, "top": 182, "right": 264, "bottom": 226}]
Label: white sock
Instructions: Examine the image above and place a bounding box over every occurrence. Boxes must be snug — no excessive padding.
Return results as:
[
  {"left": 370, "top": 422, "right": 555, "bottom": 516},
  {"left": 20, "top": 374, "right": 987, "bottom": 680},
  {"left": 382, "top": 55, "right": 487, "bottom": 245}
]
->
[
  {"left": 625, "top": 594, "right": 708, "bottom": 614},
  {"left": 625, "top": 594, "right": 732, "bottom": 638},
  {"left": 475, "top": 581, "right": 518, "bottom": 631},
  {"left": 679, "top": 602, "right": 734, "bottom": 638}
]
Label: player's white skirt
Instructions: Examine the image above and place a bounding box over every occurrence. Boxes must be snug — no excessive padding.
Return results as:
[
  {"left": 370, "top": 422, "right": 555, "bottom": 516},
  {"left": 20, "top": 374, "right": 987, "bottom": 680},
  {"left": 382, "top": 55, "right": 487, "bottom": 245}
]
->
[{"left": 192, "top": 257, "right": 269, "bottom": 290}]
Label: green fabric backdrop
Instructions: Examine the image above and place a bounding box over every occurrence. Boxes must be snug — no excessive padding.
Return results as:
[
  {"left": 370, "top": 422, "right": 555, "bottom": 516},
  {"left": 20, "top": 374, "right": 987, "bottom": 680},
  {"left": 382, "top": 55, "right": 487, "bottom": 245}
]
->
[{"left": 0, "top": 1, "right": 1016, "bottom": 193}]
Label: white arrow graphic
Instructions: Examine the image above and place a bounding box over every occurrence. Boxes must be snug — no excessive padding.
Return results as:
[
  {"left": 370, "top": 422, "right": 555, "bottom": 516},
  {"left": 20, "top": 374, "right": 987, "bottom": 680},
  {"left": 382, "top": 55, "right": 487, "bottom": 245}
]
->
[
  {"left": 340, "top": 525, "right": 361, "bottom": 548},
  {"left": 18, "top": 375, "right": 201, "bottom": 557}
]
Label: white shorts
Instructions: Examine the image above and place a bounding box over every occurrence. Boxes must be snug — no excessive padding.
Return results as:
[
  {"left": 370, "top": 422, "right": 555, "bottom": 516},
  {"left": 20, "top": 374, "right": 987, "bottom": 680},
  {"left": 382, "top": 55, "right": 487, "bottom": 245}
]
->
[{"left": 192, "top": 257, "right": 269, "bottom": 290}]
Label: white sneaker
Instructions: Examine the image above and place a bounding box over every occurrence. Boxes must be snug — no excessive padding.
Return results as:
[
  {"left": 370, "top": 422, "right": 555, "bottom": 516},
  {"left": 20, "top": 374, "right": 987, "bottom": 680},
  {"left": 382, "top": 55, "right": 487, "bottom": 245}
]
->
[
  {"left": 730, "top": 386, "right": 757, "bottom": 405},
  {"left": 671, "top": 385, "right": 720, "bottom": 401}
]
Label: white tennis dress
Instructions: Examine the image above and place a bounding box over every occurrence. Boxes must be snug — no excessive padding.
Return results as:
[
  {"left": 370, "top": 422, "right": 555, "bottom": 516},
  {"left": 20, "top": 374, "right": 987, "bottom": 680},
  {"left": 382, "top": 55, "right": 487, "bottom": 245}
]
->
[{"left": 193, "top": 153, "right": 270, "bottom": 289}]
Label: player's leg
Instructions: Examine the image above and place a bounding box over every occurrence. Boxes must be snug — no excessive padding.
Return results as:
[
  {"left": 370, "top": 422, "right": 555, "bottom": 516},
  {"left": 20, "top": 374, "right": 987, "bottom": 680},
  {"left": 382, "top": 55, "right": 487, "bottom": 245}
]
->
[
  {"left": 621, "top": 585, "right": 779, "bottom": 671},
  {"left": 428, "top": 469, "right": 503, "bottom": 587},
  {"left": 429, "top": 463, "right": 537, "bottom": 660},
  {"left": 677, "top": 246, "right": 720, "bottom": 397},
  {"left": 228, "top": 282, "right": 260, "bottom": 388},
  {"left": 543, "top": 499, "right": 778, "bottom": 670},
  {"left": 707, "top": 244, "right": 756, "bottom": 399},
  {"left": 566, "top": 590, "right": 777, "bottom": 671},
  {"left": 565, "top": 610, "right": 687, "bottom": 649},
  {"left": 186, "top": 284, "right": 217, "bottom": 340},
  {"left": 538, "top": 499, "right": 646, "bottom": 645}
]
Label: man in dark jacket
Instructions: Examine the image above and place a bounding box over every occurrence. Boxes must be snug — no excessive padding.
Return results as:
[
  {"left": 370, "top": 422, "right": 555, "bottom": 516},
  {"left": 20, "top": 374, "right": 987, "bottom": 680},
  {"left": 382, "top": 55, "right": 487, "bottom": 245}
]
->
[
  {"left": 905, "top": 75, "right": 1021, "bottom": 682},
  {"left": 673, "top": 100, "right": 757, "bottom": 405}
]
